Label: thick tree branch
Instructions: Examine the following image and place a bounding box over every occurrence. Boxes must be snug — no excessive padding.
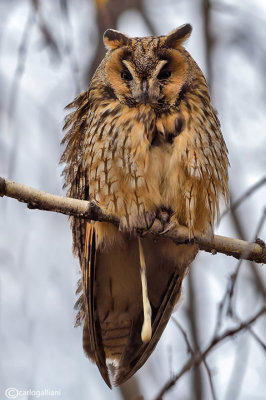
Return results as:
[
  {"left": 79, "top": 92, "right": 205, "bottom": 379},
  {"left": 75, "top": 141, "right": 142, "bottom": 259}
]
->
[{"left": 1, "top": 177, "right": 266, "bottom": 264}]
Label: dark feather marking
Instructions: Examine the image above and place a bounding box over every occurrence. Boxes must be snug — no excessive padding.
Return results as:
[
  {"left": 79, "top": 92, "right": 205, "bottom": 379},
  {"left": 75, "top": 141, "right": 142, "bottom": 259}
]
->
[
  {"left": 156, "top": 36, "right": 161, "bottom": 51},
  {"left": 113, "top": 194, "right": 118, "bottom": 213},
  {"left": 123, "top": 201, "right": 130, "bottom": 227},
  {"left": 97, "top": 177, "right": 101, "bottom": 194},
  {"left": 121, "top": 48, "right": 132, "bottom": 61},
  {"left": 164, "top": 24, "right": 192, "bottom": 48},
  {"left": 127, "top": 149, "right": 132, "bottom": 174},
  {"left": 184, "top": 98, "right": 191, "bottom": 111},
  {"left": 104, "top": 29, "right": 128, "bottom": 46},
  {"left": 121, "top": 135, "right": 129, "bottom": 169},
  {"left": 151, "top": 127, "right": 163, "bottom": 147},
  {"left": 206, "top": 129, "right": 213, "bottom": 147},
  {"left": 176, "top": 83, "right": 189, "bottom": 105},
  {"left": 175, "top": 116, "right": 185, "bottom": 135},
  {"left": 109, "top": 128, "right": 119, "bottom": 148},
  {"left": 94, "top": 166, "right": 98, "bottom": 181},
  {"left": 101, "top": 326, "right": 131, "bottom": 333},
  {"left": 101, "top": 107, "right": 119, "bottom": 120},
  {"left": 84, "top": 185, "right": 89, "bottom": 200},
  {"left": 103, "top": 334, "right": 129, "bottom": 341},
  {"left": 104, "top": 344, "right": 126, "bottom": 349},
  {"left": 103, "top": 85, "right": 117, "bottom": 100},
  {"left": 187, "top": 184, "right": 193, "bottom": 228},
  {"left": 104, "top": 158, "right": 109, "bottom": 183},
  {"left": 167, "top": 133, "right": 174, "bottom": 144},
  {"left": 100, "top": 145, "right": 106, "bottom": 162},
  {"left": 98, "top": 123, "right": 106, "bottom": 141}
]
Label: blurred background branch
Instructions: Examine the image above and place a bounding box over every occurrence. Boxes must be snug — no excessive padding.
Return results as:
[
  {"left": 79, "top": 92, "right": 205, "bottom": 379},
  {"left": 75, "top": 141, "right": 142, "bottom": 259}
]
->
[{"left": 155, "top": 307, "right": 266, "bottom": 400}]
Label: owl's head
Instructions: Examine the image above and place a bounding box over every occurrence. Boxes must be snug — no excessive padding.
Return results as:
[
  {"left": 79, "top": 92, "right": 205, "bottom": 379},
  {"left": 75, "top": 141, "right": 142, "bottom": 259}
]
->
[{"left": 102, "top": 24, "right": 192, "bottom": 107}]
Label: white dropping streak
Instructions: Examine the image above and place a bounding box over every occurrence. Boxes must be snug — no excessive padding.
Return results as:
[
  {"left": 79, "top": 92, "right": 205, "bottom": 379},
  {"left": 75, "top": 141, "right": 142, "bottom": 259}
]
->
[{"left": 138, "top": 237, "right": 152, "bottom": 343}]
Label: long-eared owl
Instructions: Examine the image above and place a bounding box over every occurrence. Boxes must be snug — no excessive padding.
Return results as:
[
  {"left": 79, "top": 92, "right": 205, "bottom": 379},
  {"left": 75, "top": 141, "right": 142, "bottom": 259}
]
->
[{"left": 60, "top": 24, "right": 229, "bottom": 387}]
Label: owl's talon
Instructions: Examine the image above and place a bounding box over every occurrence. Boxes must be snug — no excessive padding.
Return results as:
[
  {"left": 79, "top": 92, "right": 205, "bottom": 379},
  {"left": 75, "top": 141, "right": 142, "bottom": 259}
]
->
[
  {"left": 159, "top": 220, "right": 177, "bottom": 236},
  {"left": 135, "top": 217, "right": 163, "bottom": 237},
  {"left": 184, "top": 237, "right": 195, "bottom": 244},
  {"left": 136, "top": 228, "right": 147, "bottom": 237}
]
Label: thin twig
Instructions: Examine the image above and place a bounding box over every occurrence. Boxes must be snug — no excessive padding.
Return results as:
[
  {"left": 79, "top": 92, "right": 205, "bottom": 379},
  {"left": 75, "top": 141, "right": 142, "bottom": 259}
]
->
[
  {"left": 32, "top": 0, "right": 61, "bottom": 59},
  {"left": 227, "top": 207, "right": 266, "bottom": 316},
  {"left": 226, "top": 191, "right": 266, "bottom": 320},
  {"left": 202, "top": 358, "right": 217, "bottom": 400},
  {"left": 1, "top": 176, "right": 266, "bottom": 264},
  {"left": 154, "top": 308, "right": 266, "bottom": 400},
  {"left": 233, "top": 314, "right": 266, "bottom": 352},
  {"left": 187, "top": 270, "right": 203, "bottom": 399},
  {"left": 221, "top": 176, "right": 266, "bottom": 219},
  {"left": 202, "top": 0, "right": 213, "bottom": 90},
  {"left": 172, "top": 317, "right": 217, "bottom": 400},
  {"left": 214, "top": 206, "right": 266, "bottom": 337},
  {"left": 60, "top": 0, "right": 81, "bottom": 93},
  {"left": 7, "top": 5, "right": 35, "bottom": 178},
  {"left": 213, "top": 278, "right": 231, "bottom": 336},
  {"left": 171, "top": 317, "right": 194, "bottom": 355}
]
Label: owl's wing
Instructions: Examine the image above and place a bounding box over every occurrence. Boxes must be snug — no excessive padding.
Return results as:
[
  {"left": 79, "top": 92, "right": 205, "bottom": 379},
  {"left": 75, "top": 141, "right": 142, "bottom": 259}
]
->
[
  {"left": 81, "top": 222, "right": 112, "bottom": 388},
  {"left": 70, "top": 199, "right": 111, "bottom": 386},
  {"left": 114, "top": 267, "right": 183, "bottom": 386},
  {"left": 61, "top": 93, "right": 112, "bottom": 386}
]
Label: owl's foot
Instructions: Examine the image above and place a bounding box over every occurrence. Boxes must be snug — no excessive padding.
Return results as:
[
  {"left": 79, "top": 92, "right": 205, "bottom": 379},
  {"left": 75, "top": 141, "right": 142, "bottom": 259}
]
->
[
  {"left": 159, "top": 214, "right": 196, "bottom": 243},
  {"left": 159, "top": 220, "right": 177, "bottom": 235},
  {"left": 137, "top": 207, "right": 172, "bottom": 237}
]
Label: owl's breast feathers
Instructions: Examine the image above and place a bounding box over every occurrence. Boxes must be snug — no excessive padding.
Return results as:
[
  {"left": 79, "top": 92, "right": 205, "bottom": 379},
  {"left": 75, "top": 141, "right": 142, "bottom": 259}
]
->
[{"left": 62, "top": 77, "right": 228, "bottom": 236}]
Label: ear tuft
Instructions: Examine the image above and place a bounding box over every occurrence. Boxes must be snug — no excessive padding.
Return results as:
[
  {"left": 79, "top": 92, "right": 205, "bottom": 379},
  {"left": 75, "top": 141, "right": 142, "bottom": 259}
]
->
[
  {"left": 103, "top": 29, "right": 129, "bottom": 50},
  {"left": 164, "top": 24, "right": 192, "bottom": 49}
]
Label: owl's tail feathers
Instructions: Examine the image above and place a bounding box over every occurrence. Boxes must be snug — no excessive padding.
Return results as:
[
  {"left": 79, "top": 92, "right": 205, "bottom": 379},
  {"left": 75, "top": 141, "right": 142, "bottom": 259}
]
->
[{"left": 137, "top": 237, "right": 152, "bottom": 343}]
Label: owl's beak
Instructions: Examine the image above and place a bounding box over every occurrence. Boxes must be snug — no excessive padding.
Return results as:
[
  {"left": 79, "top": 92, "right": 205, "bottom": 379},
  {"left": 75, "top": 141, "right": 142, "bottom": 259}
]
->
[{"left": 141, "top": 80, "right": 149, "bottom": 105}]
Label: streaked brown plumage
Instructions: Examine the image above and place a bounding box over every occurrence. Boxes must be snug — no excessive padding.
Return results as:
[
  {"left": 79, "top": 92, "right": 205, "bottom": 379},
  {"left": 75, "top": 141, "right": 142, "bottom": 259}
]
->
[{"left": 60, "top": 24, "right": 229, "bottom": 387}]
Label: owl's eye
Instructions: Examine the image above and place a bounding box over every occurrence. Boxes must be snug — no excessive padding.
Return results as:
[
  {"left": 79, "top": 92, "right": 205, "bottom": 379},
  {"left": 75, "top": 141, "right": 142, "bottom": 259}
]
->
[
  {"left": 157, "top": 69, "right": 171, "bottom": 80},
  {"left": 121, "top": 70, "right": 133, "bottom": 81}
]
